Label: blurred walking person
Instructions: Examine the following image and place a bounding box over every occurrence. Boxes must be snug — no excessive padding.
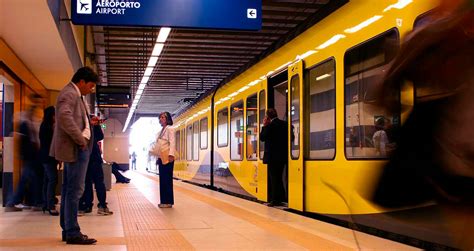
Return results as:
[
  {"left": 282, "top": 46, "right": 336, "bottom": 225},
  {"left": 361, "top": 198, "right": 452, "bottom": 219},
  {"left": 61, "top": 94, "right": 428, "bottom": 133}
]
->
[
  {"left": 5, "top": 94, "right": 43, "bottom": 212},
  {"left": 371, "top": 1, "right": 474, "bottom": 249}
]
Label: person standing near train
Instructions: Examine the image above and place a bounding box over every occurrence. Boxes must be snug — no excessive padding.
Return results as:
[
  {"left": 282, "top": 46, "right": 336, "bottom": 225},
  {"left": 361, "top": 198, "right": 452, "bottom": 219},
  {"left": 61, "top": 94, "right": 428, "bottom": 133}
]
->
[
  {"left": 260, "top": 108, "right": 288, "bottom": 207},
  {"left": 154, "top": 112, "right": 176, "bottom": 208}
]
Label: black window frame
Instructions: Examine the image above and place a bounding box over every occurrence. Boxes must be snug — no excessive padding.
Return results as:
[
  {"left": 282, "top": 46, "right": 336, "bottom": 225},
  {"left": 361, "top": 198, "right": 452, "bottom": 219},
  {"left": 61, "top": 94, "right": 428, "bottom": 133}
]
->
[
  {"left": 305, "top": 57, "right": 337, "bottom": 161},
  {"left": 217, "top": 107, "right": 229, "bottom": 148},
  {"left": 343, "top": 28, "right": 401, "bottom": 161}
]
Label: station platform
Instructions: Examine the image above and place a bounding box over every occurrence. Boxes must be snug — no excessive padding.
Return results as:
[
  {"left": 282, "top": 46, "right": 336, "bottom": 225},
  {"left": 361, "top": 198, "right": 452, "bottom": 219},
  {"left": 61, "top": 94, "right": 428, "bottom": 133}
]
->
[{"left": 0, "top": 171, "right": 417, "bottom": 250}]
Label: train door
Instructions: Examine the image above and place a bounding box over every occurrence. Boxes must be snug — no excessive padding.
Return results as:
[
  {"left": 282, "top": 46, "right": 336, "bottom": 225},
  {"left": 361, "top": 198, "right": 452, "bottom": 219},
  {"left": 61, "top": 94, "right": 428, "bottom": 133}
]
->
[
  {"left": 267, "top": 70, "right": 289, "bottom": 203},
  {"left": 288, "top": 61, "right": 304, "bottom": 211}
]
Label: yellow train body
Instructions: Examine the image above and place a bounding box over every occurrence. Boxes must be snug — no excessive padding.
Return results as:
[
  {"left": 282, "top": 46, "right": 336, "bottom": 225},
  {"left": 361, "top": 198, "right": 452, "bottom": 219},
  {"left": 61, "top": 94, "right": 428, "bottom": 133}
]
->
[{"left": 173, "top": 0, "right": 437, "bottom": 215}]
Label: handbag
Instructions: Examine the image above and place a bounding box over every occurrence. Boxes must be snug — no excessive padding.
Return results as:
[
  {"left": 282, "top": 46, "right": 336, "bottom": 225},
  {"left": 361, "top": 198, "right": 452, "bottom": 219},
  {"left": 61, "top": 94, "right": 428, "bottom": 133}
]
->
[{"left": 158, "top": 138, "right": 170, "bottom": 165}]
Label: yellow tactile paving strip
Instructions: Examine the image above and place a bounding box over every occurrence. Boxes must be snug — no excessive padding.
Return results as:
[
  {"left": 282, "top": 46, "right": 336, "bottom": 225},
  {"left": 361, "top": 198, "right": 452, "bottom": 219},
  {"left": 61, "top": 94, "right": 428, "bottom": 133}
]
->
[
  {"left": 139, "top": 173, "right": 350, "bottom": 250},
  {"left": 116, "top": 186, "right": 194, "bottom": 250},
  {"left": 0, "top": 237, "right": 125, "bottom": 248}
]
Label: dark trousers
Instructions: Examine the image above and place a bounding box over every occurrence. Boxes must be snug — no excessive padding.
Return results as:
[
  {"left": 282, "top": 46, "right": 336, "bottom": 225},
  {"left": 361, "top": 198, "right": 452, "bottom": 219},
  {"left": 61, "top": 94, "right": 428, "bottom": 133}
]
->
[
  {"left": 158, "top": 159, "right": 174, "bottom": 204},
  {"left": 43, "top": 161, "right": 58, "bottom": 210},
  {"left": 79, "top": 161, "right": 107, "bottom": 210},
  {"left": 112, "top": 165, "right": 128, "bottom": 182},
  {"left": 7, "top": 161, "right": 42, "bottom": 207},
  {"left": 268, "top": 162, "right": 285, "bottom": 204}
]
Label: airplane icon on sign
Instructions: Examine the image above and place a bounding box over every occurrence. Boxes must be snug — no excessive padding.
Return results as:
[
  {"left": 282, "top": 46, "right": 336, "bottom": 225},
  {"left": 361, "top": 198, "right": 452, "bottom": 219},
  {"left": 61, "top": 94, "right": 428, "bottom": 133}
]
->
[{"left": 80, "top": 0, "right": 89, "bottom": 12}]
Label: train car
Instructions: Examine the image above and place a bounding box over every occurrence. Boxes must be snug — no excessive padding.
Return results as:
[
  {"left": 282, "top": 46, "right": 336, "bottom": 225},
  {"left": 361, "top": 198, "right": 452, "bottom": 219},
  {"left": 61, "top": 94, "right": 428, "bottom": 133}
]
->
[
  {"left": 173, "top": 96, "right": 212, "bottom": 186},
  {"left": 172, "top": 0, "right": 468, "bottom": 248}
]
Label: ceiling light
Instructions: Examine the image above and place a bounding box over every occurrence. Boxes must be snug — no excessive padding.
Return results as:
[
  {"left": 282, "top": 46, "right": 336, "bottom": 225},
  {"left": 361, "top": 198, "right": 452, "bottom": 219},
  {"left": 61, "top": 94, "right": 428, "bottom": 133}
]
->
[
  {"left": 316, "top": 74, "right": 331, "bottom": 81},
  {"left": 152, "top": 43, "right": 164, "bottom": 56},
  {"left": 148, "top": 57, "right": 159, "bottom": 67},
  {"left": 141, "top": 76, "right": 149, "bottom": 84},
  {"left": 344, "top": 16, "right": 383, "bottom": 34},
  {"left": 157, "top": 27, "right": 171, "bottom": 43},
  {"left": 316, "top": 34, "right": 346, "bottom": 50},
  {"left": 144, "top": 67, "right": 153, "bottom": 76},
  {"left": 384, "top": 0, "right": 413, "bottom": 12}
]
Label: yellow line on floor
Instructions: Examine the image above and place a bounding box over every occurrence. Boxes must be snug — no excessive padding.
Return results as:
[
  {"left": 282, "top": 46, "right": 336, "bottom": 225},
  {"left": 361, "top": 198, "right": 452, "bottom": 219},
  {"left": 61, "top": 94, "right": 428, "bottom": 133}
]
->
[
  {"left": 115, "top": 184, "right": 194, "bottom": 250},
  {"left": 139, "top": 172, "right": 351, "bottom": 250}
]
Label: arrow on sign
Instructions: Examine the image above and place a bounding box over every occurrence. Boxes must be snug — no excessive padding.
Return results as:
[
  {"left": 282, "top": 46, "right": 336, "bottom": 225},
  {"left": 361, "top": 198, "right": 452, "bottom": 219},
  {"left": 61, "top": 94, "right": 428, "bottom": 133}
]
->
[{"left": 247, "top": 8, "right": 257, "bottom": 19}]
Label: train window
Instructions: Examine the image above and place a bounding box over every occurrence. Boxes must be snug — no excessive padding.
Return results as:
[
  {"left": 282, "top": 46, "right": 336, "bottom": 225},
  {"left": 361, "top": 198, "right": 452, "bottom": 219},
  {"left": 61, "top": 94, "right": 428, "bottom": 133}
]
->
[
  {"left": 186, "top": 124, "right": 193, "bottom": 161},
  {"left": 175, "top": 130, "right": 181, "bottom": 161},
  {"left": 200, "top": 117, "right": 208, "bottom": 150},
  {"left": 258, "top": 90, "right": 266, "bottom": 160},
  {"left": 230, "top": 101, "right": 244, "bottom": 161},
  {"left": 217, "top": 107, "right": 228, "bottom": 147},
  {"left": 306, "top": 59, "right": 336, "bottom": 160},
  {"left": 193, "top": 121, "right": 199, "bottom": 161},
  {"left": 181, "top": 129, "right": 185, "bottom": 161},
  {"left": 344, "top": 29, "right": 400, "bottom": 159},
  {"left": 290, "top": 75, "right": 300, "bottom": 159},
  {"left": 246, "top": 94, "right": 258, "bottom": 161}
]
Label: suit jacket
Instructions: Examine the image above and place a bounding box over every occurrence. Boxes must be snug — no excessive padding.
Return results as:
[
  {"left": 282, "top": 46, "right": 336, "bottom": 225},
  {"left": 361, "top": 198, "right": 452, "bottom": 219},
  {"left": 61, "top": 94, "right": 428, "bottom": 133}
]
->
[
  {"left": 50, "top": 82, "right": 93, "bottom": 162},
  {"left": 259, "top": 118, "right": 288, "bottom": 164}
]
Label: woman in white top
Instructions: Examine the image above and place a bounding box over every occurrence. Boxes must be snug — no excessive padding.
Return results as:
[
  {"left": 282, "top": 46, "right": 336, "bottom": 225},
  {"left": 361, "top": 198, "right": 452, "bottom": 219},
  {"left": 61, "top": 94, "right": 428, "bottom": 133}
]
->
[{"left": 156, "top": 112, "right": 176, "bottom": 208}]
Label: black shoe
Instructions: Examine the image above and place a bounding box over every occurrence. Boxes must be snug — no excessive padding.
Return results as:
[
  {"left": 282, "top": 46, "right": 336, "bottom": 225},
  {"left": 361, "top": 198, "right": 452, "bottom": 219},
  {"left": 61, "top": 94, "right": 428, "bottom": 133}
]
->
[
  {"left": 43, "top": 208, "right": 59, "bottom": 216},
  {"left": 66, "top": 234, "right": 96, "bottom": 245},
  {"left": 63, "top": 234, "right": 88, "bottom": 242}
]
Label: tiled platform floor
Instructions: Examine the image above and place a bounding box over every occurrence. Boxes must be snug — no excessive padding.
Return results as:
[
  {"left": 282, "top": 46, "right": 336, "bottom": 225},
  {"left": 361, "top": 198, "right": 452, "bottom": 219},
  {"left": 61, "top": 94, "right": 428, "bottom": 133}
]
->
[{"left": 0, "top": 171, "right": 418, "bottom": 250}]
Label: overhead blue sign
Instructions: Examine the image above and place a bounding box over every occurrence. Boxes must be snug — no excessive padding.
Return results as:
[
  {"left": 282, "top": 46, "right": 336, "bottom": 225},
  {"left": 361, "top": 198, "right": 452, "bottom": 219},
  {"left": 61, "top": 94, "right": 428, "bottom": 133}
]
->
[{"left": 71, "top": 0, "right": 262, "bottom": 31}]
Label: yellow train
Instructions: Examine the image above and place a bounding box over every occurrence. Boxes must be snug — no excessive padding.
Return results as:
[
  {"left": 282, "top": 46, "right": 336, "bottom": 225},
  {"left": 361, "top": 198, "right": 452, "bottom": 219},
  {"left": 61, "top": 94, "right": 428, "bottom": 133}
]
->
[{"left": 172, "top": 0, "right": 464, "bottom": 248}]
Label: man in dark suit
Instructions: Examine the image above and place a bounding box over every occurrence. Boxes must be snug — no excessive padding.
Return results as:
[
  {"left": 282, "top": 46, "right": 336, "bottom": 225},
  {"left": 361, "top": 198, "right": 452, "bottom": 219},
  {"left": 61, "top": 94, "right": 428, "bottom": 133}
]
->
[
  {"left": 79, "top": 115, "right": 113, "bottom": 216},
  {"left": 50, "top": 67, "right": 98, "bottom": 245},
  {"left": 260, "top": 108, "right": 288, "bottom": 207}
]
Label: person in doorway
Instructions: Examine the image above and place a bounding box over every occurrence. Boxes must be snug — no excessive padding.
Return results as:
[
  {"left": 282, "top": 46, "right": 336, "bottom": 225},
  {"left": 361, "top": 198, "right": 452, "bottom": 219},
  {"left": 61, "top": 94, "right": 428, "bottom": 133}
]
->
[
  {"left": 5, "top": 94, "right": 43, "bottom": 212},
  {"left": 260, "top": 108, "right": 288, "bottom": 207},
  {"left": 78, "top": 115, "right": 113, "bottom": 216},
  {"left": 156, "top": 112, "right": 176, "bottom": 208},
  {"left": 40, "top": 106, "right": 59, "bottom": 216},
  {"left": 130, "top": 151, "right": 137, "bottom": 170},
  {"left": 50, "top": 66, "right": 98, "bottom": 245}
]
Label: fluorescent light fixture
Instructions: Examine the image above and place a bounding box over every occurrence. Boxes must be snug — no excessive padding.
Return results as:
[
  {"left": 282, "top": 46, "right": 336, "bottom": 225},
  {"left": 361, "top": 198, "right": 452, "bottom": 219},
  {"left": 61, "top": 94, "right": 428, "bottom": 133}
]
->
[
  {"left": 316, "top": 74, "right": 331, "bottom": 81},
  {"left": 141, "top": 76, "right": 150, "bottom": 84},
  {"left": 384, "top": 0, "right": 413, "bottom": 12},
  {"left": 297, "top": 50, "right": 318, "bottom": 60},
  {"left": 157, "top": 27, "right": 171, "bottom": 43},
  {"left": 152, "top": 43, "right": 164, "bottom": 56},
  {"left": 148, "top": 57, "right": 159, "bottom": 67},
  {"left": 248, "top": 80, "right": 260, "bottom": 86},
  {"left": 238, "top": 86, "right": 249, "bottom": 93},
  {"left": 123, "top": 29, "right": 172, "bottom": 132},
  {"left": 228, "top": 92, "right": 238, "bottom": 98},
  {"left": 316, "top": 34, "right": 346, "bottom": 50},
  {"left": 144, "top": 67, "right": 153, "bottom": 76},
  {"left": 344, "top": 16, "right": 383, "bottom": 34}
]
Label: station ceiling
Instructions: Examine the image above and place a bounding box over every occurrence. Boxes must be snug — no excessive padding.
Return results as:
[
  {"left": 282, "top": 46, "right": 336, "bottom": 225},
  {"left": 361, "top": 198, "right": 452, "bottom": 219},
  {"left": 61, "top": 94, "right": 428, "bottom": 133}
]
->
[{"left": 92, "top": 0, "right": 346, "bottom": 122}]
